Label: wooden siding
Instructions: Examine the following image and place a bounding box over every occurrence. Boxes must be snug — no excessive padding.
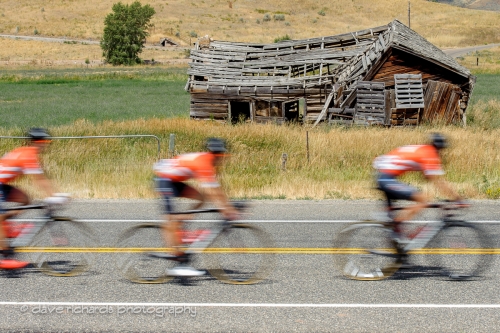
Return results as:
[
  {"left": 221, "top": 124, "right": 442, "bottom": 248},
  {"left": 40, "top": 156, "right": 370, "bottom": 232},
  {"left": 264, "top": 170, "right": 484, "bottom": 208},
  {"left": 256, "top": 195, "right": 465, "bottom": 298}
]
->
[{"left": 422, "top": 80, "right": 462, "bottom": 124}]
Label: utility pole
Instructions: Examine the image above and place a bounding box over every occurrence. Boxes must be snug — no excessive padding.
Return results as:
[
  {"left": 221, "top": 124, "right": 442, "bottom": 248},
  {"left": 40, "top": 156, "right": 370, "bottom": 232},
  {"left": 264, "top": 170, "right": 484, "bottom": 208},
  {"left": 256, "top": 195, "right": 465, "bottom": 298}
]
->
[{"left": 408, "top": 1, "right": 411, "bottom": 29}]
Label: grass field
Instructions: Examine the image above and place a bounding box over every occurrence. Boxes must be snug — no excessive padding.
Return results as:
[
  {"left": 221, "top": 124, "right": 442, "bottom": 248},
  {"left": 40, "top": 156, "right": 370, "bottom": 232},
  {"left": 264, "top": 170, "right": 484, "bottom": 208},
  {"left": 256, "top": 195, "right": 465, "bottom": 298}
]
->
[
  {"left": 0, "top": 67, "right": 189, "bottom": 128},
  {"left": 0, "top": 67, "right": 500, "bottom": 200}
]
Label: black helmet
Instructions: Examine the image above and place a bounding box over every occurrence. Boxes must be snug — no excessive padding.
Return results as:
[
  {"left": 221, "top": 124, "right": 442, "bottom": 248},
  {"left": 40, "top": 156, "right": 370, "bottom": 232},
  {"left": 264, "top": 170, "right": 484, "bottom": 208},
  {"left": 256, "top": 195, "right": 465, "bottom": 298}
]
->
[
  {"left": 430, "top": 133, "right": 447, "bottom": 150},
  {"left": 28, "top": 128, "right": 51, "bottom": 142},
  {"left": 206, "top": 138, "right": 227, "bottom": 153}
]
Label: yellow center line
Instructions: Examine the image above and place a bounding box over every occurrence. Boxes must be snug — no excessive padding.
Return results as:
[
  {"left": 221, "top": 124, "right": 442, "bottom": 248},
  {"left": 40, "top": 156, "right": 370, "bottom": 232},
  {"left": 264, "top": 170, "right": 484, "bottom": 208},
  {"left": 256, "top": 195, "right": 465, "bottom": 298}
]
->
[{"left": 15, "top": 247, "right": 500, "bottom": 254}]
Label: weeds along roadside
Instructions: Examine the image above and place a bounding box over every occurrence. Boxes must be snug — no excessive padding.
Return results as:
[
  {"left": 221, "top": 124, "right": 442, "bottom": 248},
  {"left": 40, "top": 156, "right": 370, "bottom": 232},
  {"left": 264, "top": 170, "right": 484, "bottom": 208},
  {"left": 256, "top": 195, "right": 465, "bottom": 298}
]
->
[
  {"left": 1, "top": 118, "right": 500, "bottom": 200},
  {"left": 0, "top": 64, "right": 499, "bottom": 200}
]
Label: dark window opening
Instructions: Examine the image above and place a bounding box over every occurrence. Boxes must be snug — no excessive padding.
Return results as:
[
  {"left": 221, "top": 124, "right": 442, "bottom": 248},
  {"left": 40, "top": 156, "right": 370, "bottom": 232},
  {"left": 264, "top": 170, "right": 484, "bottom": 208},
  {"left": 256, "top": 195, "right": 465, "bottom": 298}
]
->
[
  {"left": 284, "top": 101, "right": 299, "bottom": 122},
  {"left": 230, "top": 101, "right": 251, "bottom": 123}
]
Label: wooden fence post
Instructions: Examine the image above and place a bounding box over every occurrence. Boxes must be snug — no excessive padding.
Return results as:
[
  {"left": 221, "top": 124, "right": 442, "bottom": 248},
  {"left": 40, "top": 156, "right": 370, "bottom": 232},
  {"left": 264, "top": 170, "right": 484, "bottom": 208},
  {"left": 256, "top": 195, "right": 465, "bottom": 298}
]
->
[
  {"left": 169, "top": 133, "right": 175, "bottom": 158},
  {"left": 281, "top": 153, "right": 288, "bottom": 171}
]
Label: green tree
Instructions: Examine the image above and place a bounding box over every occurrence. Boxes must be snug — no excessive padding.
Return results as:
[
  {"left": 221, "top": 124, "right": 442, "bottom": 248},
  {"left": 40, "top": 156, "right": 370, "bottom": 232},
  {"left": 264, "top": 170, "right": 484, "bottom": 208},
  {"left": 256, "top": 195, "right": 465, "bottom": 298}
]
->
[{"left": 100, "top": 1, "right": 155, "bottom": 65}]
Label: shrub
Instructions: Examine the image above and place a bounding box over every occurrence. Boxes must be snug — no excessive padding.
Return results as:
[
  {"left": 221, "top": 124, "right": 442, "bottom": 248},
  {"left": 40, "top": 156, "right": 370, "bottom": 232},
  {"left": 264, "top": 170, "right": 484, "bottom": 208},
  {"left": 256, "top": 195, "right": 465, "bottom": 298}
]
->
[
  {"left": 256, "top": 19, "right": 261, "bottom": 24},
  {"left": 34, "top": 29, "right": 39, "bottom": 35},
  {"left": 274, "top": 34, "right": 291, "bottom": 43},
  {"left": 189, "top": 31, "right": 198, "bottom": 37},
  {"left": 100, "top": 1, "right": 156, "bottom": 66},
  {"left": 263, "top": 14, "right": 271, "bottom": 22},
  {"left": 274, "top": 14, "right": 285, "bottom": 21},
  {"left": 318, "top": 9, "right": 326, "bottom": 16}
]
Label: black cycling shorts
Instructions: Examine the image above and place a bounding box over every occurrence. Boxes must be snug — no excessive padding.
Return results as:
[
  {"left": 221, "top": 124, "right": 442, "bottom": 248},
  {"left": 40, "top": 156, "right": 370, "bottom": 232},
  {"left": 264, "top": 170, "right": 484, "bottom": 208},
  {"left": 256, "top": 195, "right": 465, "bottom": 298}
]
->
[
  {"left": 155, "top": 178, "right": 191, "bottom": 214},
  {"left": 0, "top": 183, "right": 14, "bottom": 214},
  {"left": 376, "top": 172, "right": 418, "bottom": 201}
]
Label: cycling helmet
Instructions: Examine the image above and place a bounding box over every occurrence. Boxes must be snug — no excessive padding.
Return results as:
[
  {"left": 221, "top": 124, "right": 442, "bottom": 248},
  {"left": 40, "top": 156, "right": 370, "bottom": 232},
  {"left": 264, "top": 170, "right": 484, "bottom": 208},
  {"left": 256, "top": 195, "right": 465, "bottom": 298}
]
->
[
  {"left": 430, "top": 132, "right": 447, "bottom": 150},
  {"left": 206, "top": 138, "right": 227, "bottom": 153},
  {"left": 28, "top": 128, "right": 51, "bottom": 142}
]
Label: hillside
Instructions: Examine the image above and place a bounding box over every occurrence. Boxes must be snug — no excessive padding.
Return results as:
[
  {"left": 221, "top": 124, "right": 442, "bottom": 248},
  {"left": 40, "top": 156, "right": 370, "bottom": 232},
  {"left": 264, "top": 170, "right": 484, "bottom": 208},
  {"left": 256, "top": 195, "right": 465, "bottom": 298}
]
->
[
  {"left": 434, "top": 0, "right": 500, "bottom": 11},
  {"left": 1, "top": 0, "right": 500, "bottom": 47}
]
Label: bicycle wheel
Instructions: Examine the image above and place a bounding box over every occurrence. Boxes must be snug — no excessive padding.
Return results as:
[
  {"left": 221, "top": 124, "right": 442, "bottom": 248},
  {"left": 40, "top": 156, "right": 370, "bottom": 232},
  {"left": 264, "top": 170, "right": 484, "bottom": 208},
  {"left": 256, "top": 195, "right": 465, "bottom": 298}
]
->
[
  {"left": 26, "top": 218, "right": 97, "bottom": 277},
  {"left": 425, "top": 221, "right": 493, "bottom": 280},
  {"left": 333, "top": 221, "right": 401, "bottom": 281},
  {"left": 114, "top": 223, "right": 175, "bottom": 284},
  {"left": 205, "top": 223, "right": 275, "bottom": 285}
]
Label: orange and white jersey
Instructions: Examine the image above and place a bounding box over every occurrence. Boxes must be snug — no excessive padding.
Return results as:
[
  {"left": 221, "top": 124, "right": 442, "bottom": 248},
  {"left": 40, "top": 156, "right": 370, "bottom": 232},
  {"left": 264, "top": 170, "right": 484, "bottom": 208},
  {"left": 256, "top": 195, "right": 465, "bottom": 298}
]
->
[
  {"left": 0, "top": 146, "right": 43, "bottom": 184},
  {"left": 373, "top": 145, "right": 444, "bottom": 177},
  {"left": 154, "top": 152, "right": 219, "bottom": 188}
]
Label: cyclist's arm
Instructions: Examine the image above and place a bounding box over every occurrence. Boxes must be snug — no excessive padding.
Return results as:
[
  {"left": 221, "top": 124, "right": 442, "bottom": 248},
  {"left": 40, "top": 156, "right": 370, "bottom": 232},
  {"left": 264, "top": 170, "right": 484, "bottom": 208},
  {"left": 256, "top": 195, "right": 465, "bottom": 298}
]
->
[
  {"left": 427, "top": 174, "right": 462, "bottom": 201},
  {"left": 32, "top": 173, "right": 57, "bottom": 198},
  {"left": 203, "top": 186, "right": 239, "bottom": 220}
]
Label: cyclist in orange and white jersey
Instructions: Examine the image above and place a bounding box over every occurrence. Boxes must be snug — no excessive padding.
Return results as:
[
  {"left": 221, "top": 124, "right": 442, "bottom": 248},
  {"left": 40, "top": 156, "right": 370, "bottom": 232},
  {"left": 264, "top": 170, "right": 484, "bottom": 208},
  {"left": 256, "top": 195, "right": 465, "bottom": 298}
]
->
[
  {"left": 373, "top": 133, "right": 463, "bottom": 243},
  {"left": 153, "top": 138, "right": 239, "bottom": 277},
  {"left": 0, "top": 128, "right": 68, "bottom": 270}
]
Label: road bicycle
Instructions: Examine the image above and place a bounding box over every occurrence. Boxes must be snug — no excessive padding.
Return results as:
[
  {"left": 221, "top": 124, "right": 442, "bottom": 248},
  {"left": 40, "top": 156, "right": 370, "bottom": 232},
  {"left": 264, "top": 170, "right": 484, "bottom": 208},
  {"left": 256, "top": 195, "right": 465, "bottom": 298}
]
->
[
  {"left": 114, "top": 201, "right": 275, "bottom": 285},
  {"left": 333, "top": 202, "right": 493, "bottom": 281},
  {"left": 2, "top": 204, "right": 97, "bottom": 276}
]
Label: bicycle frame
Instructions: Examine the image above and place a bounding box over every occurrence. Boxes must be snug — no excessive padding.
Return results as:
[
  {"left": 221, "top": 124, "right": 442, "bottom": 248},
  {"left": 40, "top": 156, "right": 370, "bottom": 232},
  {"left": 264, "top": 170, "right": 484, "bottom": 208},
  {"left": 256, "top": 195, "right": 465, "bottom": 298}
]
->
[
  {"left": 401, "top": 221, "right": 445, "bottom": 252},
  {"left": 4, "top": 204, "right": 52, "bottom": 248},
  {"left": 390, "top": 203, "right": 464, "bottom": 253},
  {"left": 173, "top": 207, "right": 233, "bottom": 256}
]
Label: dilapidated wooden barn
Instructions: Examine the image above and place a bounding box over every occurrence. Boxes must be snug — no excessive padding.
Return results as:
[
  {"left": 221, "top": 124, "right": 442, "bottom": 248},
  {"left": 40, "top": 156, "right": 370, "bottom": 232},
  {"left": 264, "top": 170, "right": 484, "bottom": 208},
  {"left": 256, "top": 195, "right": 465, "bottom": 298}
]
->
[{"left": 185, "top": 20, "right": 475, "bottom": 126}]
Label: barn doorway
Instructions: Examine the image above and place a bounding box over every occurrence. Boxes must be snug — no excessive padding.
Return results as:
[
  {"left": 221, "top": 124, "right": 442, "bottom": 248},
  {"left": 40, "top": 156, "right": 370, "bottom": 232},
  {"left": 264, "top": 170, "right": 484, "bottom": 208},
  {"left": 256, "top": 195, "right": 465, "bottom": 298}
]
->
[
  {"left": 229, "top": 101, "right": 251, "bottom": 123},
  {"left": 283, "top": 99, "right": 304, "bottom": 122}
]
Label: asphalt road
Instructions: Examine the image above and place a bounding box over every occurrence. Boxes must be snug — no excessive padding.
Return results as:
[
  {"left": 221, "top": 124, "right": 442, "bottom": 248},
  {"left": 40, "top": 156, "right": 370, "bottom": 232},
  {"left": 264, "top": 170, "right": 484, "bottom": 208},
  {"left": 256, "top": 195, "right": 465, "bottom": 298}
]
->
[
  {"left": 2, "top": 199, "right": 500, "bottom": 332},
  {"left": 443, "top": 43, "right": 500, "bottom": 58}
]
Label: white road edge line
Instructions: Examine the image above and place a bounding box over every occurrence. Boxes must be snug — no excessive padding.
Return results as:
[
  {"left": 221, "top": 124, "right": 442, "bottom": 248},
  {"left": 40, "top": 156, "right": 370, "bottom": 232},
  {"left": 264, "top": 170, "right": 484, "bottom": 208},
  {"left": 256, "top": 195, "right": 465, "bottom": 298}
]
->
[{"left": 2, "top": 302, "right": 500, "bottom": 308}]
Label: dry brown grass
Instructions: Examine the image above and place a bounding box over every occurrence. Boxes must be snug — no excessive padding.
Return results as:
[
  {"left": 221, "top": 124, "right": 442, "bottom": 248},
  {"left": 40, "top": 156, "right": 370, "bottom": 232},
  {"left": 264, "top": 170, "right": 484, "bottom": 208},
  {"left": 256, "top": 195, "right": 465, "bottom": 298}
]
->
[
  {"left": 0, "top": 37, "right": 189, "bottom": 67},
  {"left": 1, "top": 0, "right": 500, "bottom": 64},
  {"left": 4, "top": 118, "right": 500, "bottom": 200},
  {"left": 457, "top": 46, "right": 500, "bottom": 74}
]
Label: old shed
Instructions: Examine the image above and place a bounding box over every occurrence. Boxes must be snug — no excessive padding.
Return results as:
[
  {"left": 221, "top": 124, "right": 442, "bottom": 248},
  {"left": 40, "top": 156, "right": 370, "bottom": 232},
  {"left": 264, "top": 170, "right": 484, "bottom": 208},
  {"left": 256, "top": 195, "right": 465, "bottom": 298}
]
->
[{"left": 185, "top": 20, "right": 475, "bottom": 126}]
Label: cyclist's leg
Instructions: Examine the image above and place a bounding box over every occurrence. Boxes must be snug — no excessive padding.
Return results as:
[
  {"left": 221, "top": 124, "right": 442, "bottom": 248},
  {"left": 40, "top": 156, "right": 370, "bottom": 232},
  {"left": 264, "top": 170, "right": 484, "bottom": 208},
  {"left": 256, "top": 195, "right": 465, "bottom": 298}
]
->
[
  {"left": 156, "top": 179, "right": 205, "bottom": 276},
  {"left": 377, "top": 173, "right": 426, "bottom": 266},
  {"left": 394, "top": 191, "right": 427, "bottom": 224},
  {"left": 156, "top": 178, "right": 184, "bottom": 256},
  {"left": 0, "top": 184, "right": 30, "bottom": 269},
  {"left": 377, "top": 172, "right": 424, "bottom": 224},
  {"left": 167, "top": 182, "right": 205, "bottom": 252}
]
